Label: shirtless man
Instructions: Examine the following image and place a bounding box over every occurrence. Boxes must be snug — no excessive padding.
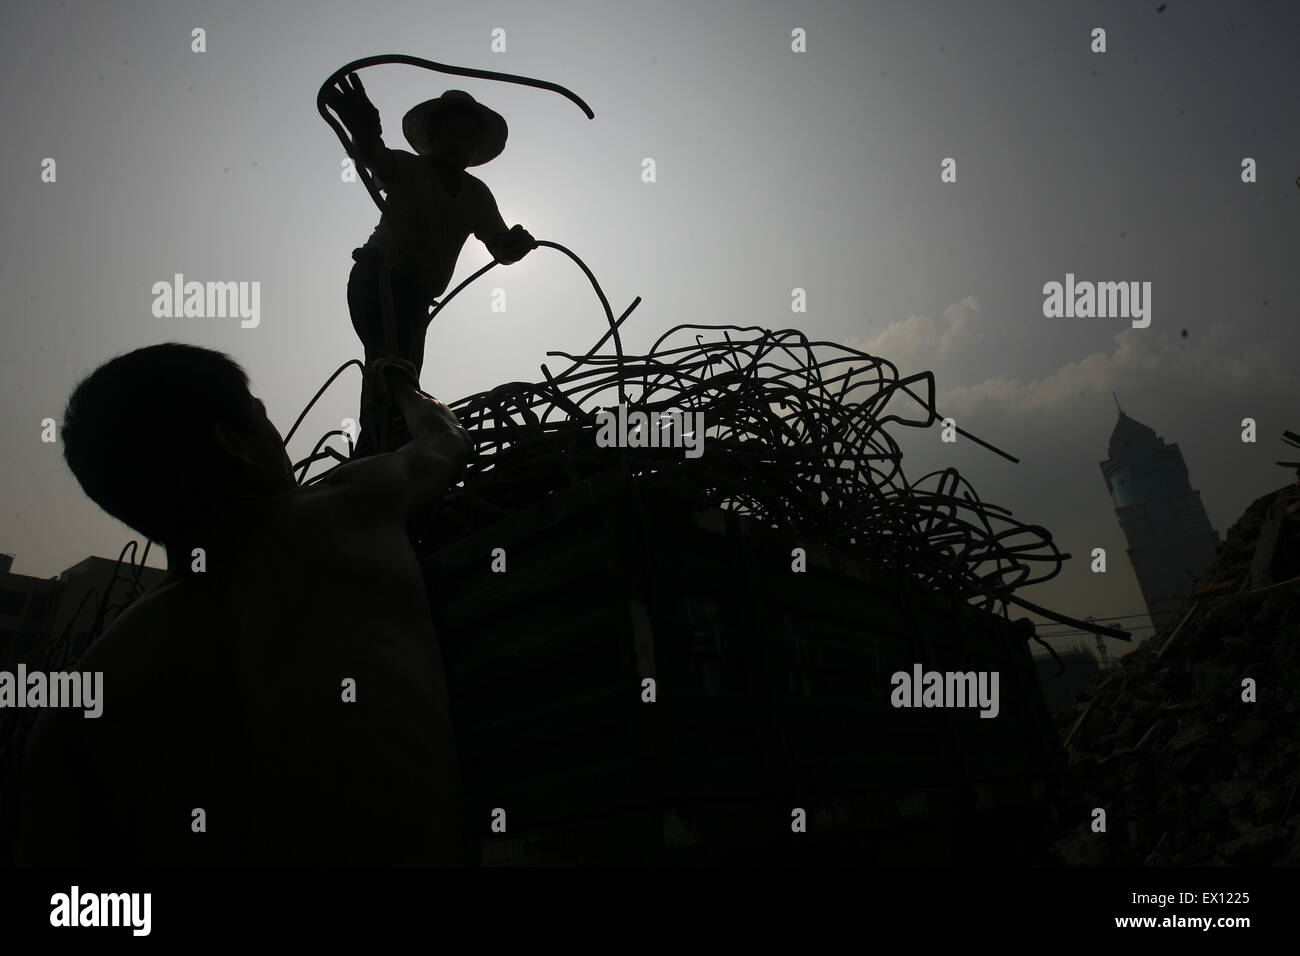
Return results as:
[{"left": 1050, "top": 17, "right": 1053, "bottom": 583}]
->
[{"left": 17, "top": 343, "right": 469, "bottom": 865}]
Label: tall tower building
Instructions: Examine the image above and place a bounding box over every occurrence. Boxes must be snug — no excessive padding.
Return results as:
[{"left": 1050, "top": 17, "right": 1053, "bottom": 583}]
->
[{"left": 1099, "top": 400, "right": 1219, "bottom": 634}]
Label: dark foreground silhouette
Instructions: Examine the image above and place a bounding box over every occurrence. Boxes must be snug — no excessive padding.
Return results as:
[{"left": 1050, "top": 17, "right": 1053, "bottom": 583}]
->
[{"left": 18, "top": 345, "right": 471, "bottom": 865}]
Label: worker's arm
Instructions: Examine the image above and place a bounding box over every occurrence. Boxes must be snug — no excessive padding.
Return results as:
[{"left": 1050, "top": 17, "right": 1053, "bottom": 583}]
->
[
  {"left": 324, "top": 363, "right": 472, "bottom": 521},
  {"left": 324, "top": 72, "right": 401, "bottom": 188},
  {"left": 351, "top": 131, "right": 404, "bottom": 191},
  {"left": 471, "top": 180, "right": 536, "bottom": 264}
]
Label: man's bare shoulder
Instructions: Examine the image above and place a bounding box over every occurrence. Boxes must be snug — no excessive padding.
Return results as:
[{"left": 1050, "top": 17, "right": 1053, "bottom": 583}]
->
[
  {"left": 463, "top": 171, "right": 494, "bottom": 197},
  {"left": 239, "top": 469, "right": 425, "bottom": 587},
  {"left": 74, "top": 578, "right": 201, "bottom": 677},
  {"left": 277, "top": 462, "right": 411, "bottom": 534}
]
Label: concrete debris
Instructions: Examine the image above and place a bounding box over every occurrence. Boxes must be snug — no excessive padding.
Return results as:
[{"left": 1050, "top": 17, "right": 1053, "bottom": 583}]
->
[{"left": 1052, "top": 483, "right": 1300, "bottom": 865}]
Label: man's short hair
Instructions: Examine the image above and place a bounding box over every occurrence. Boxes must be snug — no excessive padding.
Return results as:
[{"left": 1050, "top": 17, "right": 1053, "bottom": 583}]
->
[{"left": 62, "top": 343, "right": 260, "bottom": 543}]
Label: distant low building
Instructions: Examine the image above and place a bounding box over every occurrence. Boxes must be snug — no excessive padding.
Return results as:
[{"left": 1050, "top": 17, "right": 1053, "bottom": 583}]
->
[
  {"left": 1098, "top": 405, "right": 1219, "bottom": 635},
  {"left": 0, "top": 554, "right": 62, "bottom": 670},
  {"left": 1, "top": 550, "right": 166, "bottom": 867},
  {"left": 0, "top": 551, "right": 166, "bottom": 668}
]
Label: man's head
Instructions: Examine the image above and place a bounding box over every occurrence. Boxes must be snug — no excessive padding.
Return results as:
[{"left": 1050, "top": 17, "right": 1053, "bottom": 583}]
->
[
  {"left": 402, "top": 91, "right": 507, "bottom": 167},
  {"left": 426, "top": 105, "right": 483, "bottom": 168},
  {"left": 62, "top": 343, "right": 294, "bottom": 544}
]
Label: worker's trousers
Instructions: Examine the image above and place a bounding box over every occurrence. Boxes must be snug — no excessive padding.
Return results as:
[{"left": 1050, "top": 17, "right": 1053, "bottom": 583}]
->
[{"left": 346, "top": 248, "right": 438, "bottom": 458}]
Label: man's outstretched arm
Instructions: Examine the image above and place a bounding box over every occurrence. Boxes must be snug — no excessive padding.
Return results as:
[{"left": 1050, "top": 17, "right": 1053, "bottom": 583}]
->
[
  {"left": 324, "top": 362, "right": 472, "bottom": 521},
  {"left": 324, "top": 72, "right": 401, "bottom": 188},
  {"left": 471, "top": 180, "right": 536, "bottom": 264}
]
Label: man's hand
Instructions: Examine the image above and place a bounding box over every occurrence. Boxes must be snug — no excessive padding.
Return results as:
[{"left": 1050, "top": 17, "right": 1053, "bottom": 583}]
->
[
  {"left": 324, "top": 72, "right": 381, "bottom": 138},
  {"left": 367, "top": 357, "right": 471, "bottom": 451},
  {"left": 491, "top": 225, "right": 536, "bottom": 264},
  {"left": 369, "top": 357, "right": 422, "bottom": 403},
  {"left": 327, "top": 364, "right": 472, "bottom": 521}
]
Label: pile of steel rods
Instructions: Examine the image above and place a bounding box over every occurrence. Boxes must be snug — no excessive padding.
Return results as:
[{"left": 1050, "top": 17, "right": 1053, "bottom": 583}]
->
[
  {"left": 415, "top": 321, "right": 1071, "bottom": 616},
  {"left": 282, "top": 234, "right": 1127, "bottom": 640}
]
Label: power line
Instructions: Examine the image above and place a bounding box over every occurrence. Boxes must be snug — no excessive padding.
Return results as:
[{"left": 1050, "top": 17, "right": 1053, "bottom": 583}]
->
[
  {"left": 1036, "top": 611, "right": 1153, "bottom": 626},
  {"left": 1039, "top": 624, "right": 1158, "bottom": 639}
]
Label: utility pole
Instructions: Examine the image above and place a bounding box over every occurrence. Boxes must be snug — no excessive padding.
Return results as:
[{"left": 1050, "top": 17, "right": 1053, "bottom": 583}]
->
[
  {"left": 1084, "top": 616, "right": 1114, "bottom": 669},
  {"left": 1095, "top": 633, "right": 1114, "bottom": 670}
]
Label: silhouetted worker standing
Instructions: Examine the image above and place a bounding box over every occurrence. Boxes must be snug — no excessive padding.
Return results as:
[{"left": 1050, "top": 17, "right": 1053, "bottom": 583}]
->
[
  {"left": 18, "top": 345, "right": 471, "bottom": 865},
  {"left": 324, "top": 74, "right": 536, "bottom": 456}
]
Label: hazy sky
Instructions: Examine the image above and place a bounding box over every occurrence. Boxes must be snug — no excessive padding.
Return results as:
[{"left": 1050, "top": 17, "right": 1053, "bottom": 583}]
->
[{"left": 2, "top": 0, "right": 1297, "bottom": 657}]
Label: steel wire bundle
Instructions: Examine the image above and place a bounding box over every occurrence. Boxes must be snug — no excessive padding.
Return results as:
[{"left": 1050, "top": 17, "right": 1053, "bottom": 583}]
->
[{"left": 397, "top": 320, "right": 1083, "bottom": 627}]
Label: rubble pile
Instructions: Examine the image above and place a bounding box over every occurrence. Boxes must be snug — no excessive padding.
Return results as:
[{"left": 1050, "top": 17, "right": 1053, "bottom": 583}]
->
[{"left": 1053, "top": 482, "right": 1300, "bottom": 866}]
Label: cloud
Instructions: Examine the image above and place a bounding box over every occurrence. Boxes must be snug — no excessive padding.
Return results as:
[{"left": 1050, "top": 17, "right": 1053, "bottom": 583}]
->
[
  {"left": 937, "top": 321, "right": 1290, "bottom": 423},
  {"left": 852, "top": 297, "right": 1289, "bottom": 426},
  {"left": 849, "top": 295, "right": 982, "bottom": 374},
  {"left": 850, "top": 303, "right": 1295, "bottom": 637}
]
